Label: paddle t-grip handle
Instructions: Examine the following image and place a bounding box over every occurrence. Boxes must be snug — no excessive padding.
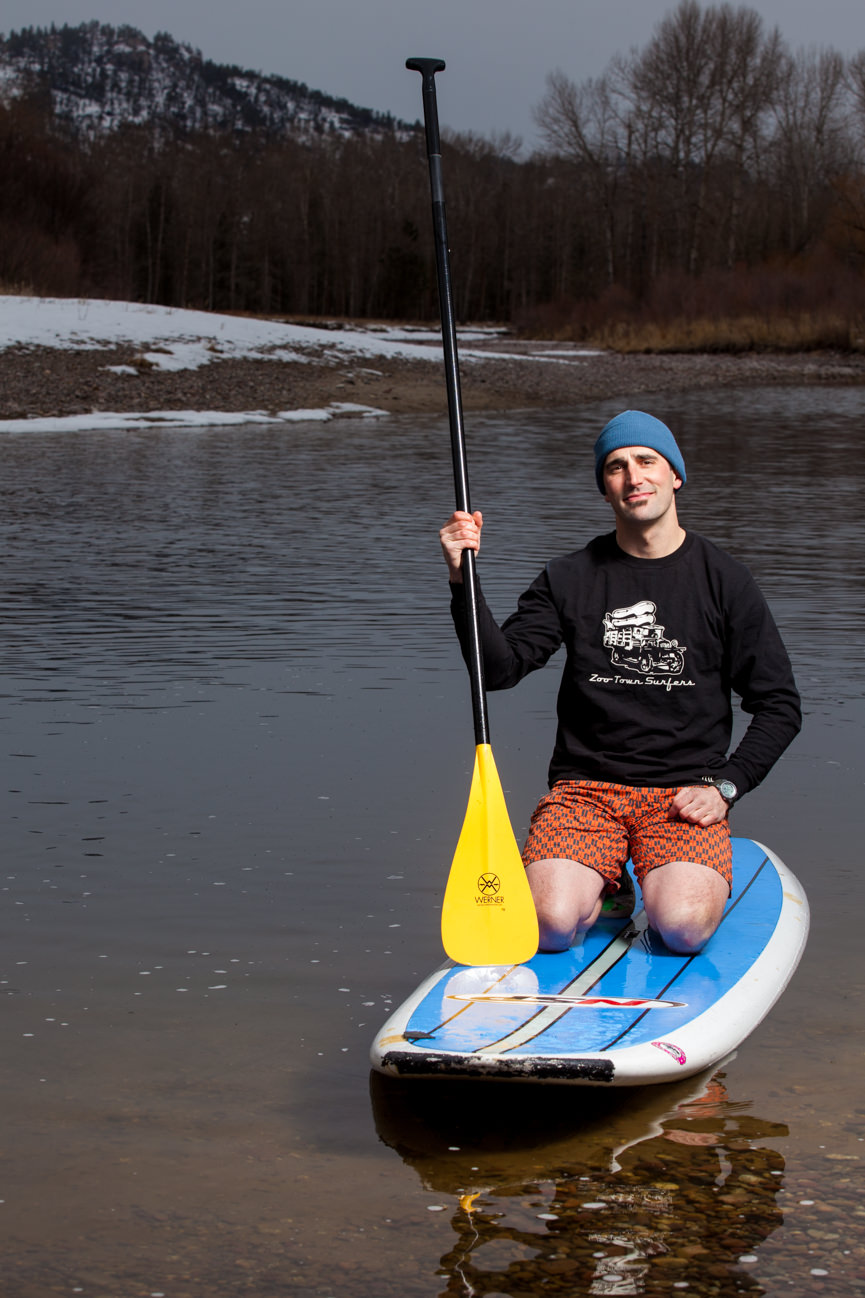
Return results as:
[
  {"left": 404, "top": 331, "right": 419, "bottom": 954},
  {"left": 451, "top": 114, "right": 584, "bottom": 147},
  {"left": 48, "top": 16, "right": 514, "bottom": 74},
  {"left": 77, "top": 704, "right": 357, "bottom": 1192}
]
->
[
  {"left": 407, "top": 56, "right": 488, "bottom": 746},
  {"left": 406, "top": 59, "right": 446, "bottom": 160}
]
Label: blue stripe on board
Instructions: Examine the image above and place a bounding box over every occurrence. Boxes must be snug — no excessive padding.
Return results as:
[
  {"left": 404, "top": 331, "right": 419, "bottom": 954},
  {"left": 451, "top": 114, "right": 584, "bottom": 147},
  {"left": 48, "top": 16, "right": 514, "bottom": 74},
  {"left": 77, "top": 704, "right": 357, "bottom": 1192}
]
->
[
  {"left": 596, "top": 844, "right": 774, "bottom": 1052},
  {"left": 503, "top": 841, "right": 781, "bottom": 1057}
]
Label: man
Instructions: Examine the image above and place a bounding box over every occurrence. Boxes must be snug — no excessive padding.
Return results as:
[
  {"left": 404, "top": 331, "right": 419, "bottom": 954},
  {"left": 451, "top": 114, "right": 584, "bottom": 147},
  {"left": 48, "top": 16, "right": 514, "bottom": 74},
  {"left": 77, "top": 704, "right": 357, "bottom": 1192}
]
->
[{"left": 440, "top": 409, "right": 801, "bottom": 956}]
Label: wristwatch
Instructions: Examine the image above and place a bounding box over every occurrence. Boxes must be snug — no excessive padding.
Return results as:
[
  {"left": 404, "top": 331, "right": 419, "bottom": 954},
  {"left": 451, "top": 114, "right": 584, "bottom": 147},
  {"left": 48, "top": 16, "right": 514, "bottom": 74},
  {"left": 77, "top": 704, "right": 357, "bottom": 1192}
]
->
[{"left": 704, "top": 777, "right": 738, "bottom": 805}]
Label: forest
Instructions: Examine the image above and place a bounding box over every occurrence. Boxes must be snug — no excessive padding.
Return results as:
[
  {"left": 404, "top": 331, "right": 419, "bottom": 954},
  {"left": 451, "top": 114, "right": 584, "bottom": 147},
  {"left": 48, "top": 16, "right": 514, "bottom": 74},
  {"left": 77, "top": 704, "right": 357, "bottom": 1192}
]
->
[{"left": 2, "top": 2, "right": 865, "bottom": 350}]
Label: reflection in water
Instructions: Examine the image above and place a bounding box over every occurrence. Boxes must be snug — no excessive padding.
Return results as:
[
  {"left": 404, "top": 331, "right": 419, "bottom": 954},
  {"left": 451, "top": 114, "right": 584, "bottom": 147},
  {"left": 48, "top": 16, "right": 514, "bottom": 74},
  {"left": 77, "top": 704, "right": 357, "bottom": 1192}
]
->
[{"left": 371, "top": 1068, "right": 786, "bottom": 1296}]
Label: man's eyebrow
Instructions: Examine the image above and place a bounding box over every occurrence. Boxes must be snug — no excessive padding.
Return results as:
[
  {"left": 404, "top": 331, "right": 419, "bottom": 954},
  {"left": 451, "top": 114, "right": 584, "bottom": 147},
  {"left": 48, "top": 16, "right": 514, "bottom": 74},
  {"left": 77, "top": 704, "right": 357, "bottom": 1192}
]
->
[{"left": 605, "top": 450, "right": 658, "bottom": 466}]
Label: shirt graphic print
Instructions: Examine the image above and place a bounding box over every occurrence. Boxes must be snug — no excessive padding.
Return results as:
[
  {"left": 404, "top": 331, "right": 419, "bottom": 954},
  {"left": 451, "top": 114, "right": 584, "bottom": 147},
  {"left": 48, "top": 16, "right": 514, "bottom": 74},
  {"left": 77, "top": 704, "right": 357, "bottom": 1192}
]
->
[{"left": 602, "top": 600, "right": 686, "bottom": 677}]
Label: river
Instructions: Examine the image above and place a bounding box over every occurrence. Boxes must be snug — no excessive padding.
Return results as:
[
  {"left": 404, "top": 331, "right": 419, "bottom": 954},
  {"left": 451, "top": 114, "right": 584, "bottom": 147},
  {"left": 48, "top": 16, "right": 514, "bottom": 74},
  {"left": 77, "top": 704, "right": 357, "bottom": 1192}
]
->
[{"left": 1, "top": 385, "right": 863, "bottom": 1296}]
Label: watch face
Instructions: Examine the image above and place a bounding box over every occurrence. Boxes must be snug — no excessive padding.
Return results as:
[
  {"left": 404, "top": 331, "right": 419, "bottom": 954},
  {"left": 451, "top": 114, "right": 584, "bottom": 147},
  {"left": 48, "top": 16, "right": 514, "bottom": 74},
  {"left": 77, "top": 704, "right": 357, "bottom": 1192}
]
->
[{"left": 717, "top": 780, "right": 737, "bottom": 800}]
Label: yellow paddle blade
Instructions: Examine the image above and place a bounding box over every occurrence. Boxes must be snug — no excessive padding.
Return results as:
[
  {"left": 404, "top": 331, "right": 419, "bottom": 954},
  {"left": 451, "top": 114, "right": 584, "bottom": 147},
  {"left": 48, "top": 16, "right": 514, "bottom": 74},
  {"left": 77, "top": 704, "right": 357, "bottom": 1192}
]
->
[{"left": 441, "top": 744, "right": 539, "bottom": 967}]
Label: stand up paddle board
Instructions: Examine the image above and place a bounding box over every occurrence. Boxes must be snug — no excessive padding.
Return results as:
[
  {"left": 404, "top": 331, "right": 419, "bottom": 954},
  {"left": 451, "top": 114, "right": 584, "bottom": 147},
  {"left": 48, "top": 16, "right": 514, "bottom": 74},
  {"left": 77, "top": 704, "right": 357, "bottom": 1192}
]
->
[{"left": 370, "top": 838, "right": 808, "bottom": 1086}]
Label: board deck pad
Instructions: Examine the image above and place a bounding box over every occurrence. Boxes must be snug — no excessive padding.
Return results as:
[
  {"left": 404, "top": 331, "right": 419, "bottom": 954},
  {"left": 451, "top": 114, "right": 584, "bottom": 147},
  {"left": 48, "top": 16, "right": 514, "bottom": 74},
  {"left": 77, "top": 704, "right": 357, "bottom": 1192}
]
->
[{"left": 370, "top": 838, "right": 808, "bottom": 1086}]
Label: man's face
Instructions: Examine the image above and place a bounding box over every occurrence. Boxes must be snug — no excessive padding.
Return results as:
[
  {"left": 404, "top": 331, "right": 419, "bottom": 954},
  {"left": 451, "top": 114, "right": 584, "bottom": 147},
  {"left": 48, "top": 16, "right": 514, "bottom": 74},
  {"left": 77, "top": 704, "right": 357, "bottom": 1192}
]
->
[{"left": 602, "top": 445, "right": 682, "bottom": 525}]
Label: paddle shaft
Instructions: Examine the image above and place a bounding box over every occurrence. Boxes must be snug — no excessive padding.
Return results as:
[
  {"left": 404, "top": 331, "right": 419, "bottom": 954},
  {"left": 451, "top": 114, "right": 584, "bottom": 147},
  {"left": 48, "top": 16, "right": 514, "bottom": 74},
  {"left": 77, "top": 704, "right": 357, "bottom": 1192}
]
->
[{"left": 407, "top": 57, "right": 489, "bottom": 745}]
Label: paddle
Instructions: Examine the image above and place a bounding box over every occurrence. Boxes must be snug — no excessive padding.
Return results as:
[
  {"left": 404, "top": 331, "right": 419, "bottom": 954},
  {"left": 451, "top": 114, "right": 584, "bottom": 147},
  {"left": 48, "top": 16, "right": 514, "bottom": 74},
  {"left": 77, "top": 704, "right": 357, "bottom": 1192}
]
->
[{"left": 407, "top": 57, "right": 539, "bottom": 967}]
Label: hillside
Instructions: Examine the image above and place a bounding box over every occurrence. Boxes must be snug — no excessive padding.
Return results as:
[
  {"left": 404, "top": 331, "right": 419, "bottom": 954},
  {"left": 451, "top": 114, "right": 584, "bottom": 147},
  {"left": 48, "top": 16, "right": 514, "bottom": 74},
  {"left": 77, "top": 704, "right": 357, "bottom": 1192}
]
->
[
  {"left": 0, "top": 21, "right": 412, "bottom": 139},
  {"left": 1, "top": 6, "right": 864, "bottom": 342}
]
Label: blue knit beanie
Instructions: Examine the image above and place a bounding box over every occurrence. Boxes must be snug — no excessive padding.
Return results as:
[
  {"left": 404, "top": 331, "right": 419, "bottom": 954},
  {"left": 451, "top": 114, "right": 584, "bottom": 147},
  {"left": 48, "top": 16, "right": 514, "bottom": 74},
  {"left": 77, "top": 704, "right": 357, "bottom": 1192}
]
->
[{"left": 593, "top": 411, "right": 686, "bottom": 494}]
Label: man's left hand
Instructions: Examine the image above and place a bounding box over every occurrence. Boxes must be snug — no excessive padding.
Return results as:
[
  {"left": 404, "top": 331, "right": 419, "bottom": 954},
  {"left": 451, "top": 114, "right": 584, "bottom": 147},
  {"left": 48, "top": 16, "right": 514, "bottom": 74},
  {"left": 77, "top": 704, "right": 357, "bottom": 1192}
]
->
[{"left": 671, "top": 785, "right": 729, "bottom": 827}]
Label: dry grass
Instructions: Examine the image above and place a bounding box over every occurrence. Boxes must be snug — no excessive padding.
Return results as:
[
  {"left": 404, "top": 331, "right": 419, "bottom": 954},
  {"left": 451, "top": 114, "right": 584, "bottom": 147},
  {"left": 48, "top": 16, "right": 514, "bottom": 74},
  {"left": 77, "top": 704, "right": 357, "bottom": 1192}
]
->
[
  {"left": 0, "top": 281, "right": 36, "bottom": 297},
  {"left": 584, "top": 311, "right": 865, "bottom": 354},
  {"left": 516, "top": 260, "right": 865, "bottom": 353}
]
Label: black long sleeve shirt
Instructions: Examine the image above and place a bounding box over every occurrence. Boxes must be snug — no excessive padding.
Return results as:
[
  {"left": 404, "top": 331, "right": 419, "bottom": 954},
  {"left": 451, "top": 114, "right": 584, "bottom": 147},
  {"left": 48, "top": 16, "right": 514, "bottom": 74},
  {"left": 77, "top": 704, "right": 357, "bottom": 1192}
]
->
[{"left": 450, "top": 531, "right": 801, "bottom": 797}]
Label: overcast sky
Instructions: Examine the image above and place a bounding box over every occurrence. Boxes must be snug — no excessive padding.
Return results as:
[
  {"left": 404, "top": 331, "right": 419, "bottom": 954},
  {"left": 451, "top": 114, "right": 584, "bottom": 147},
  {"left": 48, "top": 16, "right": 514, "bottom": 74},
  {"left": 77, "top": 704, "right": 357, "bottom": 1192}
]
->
[{"left": 3, "top": 1, "right": 864, "bottom": 145}]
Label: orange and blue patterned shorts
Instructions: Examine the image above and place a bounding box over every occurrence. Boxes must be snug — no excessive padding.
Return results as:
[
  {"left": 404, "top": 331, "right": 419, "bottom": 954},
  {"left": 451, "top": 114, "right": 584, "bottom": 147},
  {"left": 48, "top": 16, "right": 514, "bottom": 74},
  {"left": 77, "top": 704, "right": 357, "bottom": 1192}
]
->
[{"left": 522, "top": 780, "right": 732, "bottom": 891}]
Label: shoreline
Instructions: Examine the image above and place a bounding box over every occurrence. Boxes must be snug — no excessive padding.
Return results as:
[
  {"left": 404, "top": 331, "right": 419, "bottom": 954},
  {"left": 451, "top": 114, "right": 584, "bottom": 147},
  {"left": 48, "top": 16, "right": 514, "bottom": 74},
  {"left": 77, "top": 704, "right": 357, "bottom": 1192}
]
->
[{"left": 2, "top": 337, "right": 864, "bottom": 424}]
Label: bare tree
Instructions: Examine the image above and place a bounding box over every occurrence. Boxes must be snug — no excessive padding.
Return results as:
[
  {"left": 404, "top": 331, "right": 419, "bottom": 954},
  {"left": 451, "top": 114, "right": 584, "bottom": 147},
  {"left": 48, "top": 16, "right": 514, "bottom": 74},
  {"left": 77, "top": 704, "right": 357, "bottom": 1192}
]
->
[
  {"left": 771, "top": 46, "right": 853, "bottom": 254},
  {"left": 822, "top": 50, "right": 865, "bottom": 271},
  {"left": 625, "top": 1, "right": 782, "bottom": 272},
  {"left": 711, "top": 6, "right": 784, "bottom": 267},
  {"left": 848, "top": 51, "right": 865, "bottom": 114},
  {"left": 534, "top": 69, "right": 630, "bottom": 287},
  {"left": 533, "top": 3, "right": 787, "bottom": 296}
]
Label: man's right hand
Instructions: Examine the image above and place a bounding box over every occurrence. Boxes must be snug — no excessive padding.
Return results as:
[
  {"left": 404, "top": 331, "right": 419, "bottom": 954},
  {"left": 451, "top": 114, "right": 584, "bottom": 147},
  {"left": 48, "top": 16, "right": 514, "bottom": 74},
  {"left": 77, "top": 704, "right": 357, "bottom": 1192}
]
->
[{"left": 439, "top": 510, "right": 483, "bottom": 583}]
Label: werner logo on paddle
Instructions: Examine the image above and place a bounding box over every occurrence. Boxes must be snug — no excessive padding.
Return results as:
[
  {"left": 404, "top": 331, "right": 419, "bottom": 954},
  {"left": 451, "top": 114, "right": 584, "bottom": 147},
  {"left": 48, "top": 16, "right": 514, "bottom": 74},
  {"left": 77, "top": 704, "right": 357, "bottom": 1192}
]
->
[{"left": 476, "top": 873, "right": 504, "bottom": 904}]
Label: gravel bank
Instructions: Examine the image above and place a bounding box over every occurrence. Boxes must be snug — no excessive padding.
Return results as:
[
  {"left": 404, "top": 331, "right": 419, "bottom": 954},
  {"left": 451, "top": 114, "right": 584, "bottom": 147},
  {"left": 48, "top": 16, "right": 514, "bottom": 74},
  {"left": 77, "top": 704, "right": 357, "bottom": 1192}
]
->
[{"left": 1, "top": 336, "right": 863, "bottom": 422}]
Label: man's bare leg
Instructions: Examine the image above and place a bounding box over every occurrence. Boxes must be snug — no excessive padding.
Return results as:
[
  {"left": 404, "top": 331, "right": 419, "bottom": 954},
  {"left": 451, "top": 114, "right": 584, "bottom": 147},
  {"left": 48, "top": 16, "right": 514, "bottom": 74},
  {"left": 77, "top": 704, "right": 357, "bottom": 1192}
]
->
[
  {"left": 640, "top": 861, "right": 728, "bottom": 954},
  {"left": 525, "top": 858, "right": 606, "bottom": 952}
]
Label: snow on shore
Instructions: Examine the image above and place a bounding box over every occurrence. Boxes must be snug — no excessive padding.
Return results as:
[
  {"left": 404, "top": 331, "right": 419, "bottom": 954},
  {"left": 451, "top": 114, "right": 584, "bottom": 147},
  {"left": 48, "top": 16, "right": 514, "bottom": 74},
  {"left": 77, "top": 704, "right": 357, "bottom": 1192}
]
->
[
  {"left": 0, "top": 403, "right": 392, "bottom": 434},
  {"left": 0, "top": 295, "right": 487, "bottom": 363},
  {"left": 0, "top": 296, "right": 520, "bottom": 432}
]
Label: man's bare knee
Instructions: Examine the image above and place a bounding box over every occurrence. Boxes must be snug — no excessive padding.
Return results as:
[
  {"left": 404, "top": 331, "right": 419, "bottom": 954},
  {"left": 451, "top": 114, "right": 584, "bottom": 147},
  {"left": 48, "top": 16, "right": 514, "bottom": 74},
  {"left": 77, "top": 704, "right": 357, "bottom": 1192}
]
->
[
  {"left": 641, "top": 861, "right": 728, "bottom": 954},
  {"left": 653, "top": 909, "right": 721, "bottom": 954},
  {"left": 535, "top": 901, "right": 598, "bottom": 952},
  {"left": 526, "top": 858, "right": 605, "bottom": 952}
]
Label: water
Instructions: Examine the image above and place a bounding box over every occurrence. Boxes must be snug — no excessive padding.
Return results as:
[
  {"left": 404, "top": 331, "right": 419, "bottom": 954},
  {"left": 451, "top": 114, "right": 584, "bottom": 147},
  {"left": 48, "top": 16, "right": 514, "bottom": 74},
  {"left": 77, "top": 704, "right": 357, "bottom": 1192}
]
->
[{"left": 1, "top": 387, "right": 863, "bottom": 1297}]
